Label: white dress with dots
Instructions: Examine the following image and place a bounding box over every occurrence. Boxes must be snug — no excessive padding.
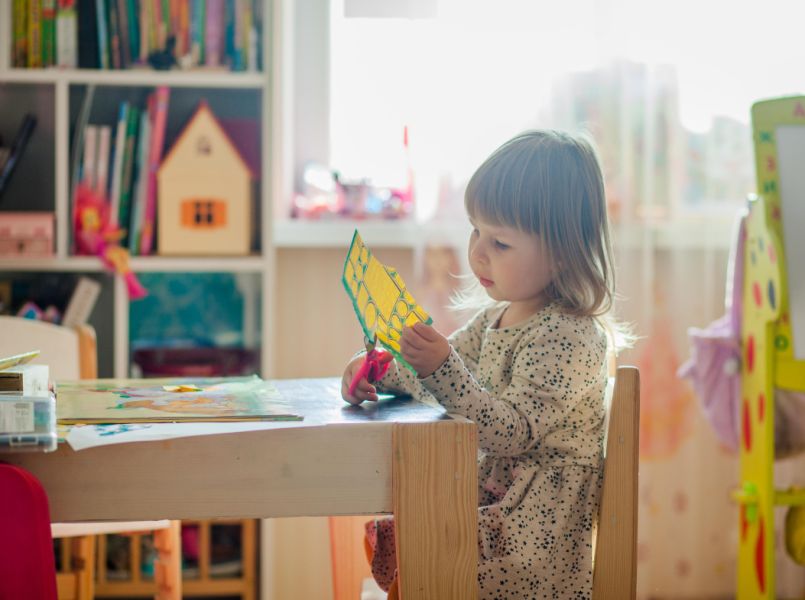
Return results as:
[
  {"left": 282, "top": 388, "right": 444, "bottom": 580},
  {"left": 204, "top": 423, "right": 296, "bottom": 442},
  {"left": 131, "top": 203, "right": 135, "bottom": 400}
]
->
[{"left": 370, "top": 301, "right": 608, "bottom": 600}]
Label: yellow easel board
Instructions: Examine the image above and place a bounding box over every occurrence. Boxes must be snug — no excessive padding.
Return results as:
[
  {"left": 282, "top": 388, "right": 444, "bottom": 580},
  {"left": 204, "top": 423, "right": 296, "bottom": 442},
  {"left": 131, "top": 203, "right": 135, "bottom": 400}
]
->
[
  {"left": 736, "top": 95, "right": 805, "bottom": 599},
  {"left": 751, "top": 96, "right": 805, "bottom": 391}
]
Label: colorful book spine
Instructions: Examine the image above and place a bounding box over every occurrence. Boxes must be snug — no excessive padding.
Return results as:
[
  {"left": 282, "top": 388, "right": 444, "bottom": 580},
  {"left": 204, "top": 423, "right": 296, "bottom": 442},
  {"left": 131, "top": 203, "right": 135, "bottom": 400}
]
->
[
  {"left": 117, "top": 105, "right": 140, "bottom": 246},
  {"left": 232, "top": 0, "right": 245, "bottom": 71},
  {"left": 81, "top": 124, "right": 98, "bottom": 189},
  {"left": 116, "top": 0, "right": 131, "bottom": 68},
  {"left": 224, "top": 0, "right": 235, "bottom": 68},
  {"left": 13, "top": 0, "right": 28, "bottom": 67},
  {"left": 95, "top": 125, "right": 112, "bottom": 198},
  {"left": 28, "top": 0, "right": 43, "bottom": 68},
  {"left": 94, "top": 0, "right": 109, "bottom": 68},
  {"left": 107, "top": 0, "right": 122, "bottom": 69},
  {"left": 41, "top": 0, "right": 57, "bottom": 67},
  {"left": 129, "top": 105, "right": 151, "bottom": 254},
  {"left": 205, "top": 0, "right": 223, "bottom": 67},
  {"left": 140, "top": 87, "right": 169, "bottom": 255},
  {"left": 178, "top": 0, "right": 190, "bottom": 61},
  {"left": 126, "top": 0, "right": 140, "bottom": 64},
  {"left": 56, "top": 0, "right": 78, "bottom": 68},
  {"left": 153, "top": 0, "right": 165, "bottom": 49},
  {"left": 139, "top": 0, "right": 150, "bottom": 63},
  {"left": 246, "top": 2, "right": 257, "bottom": 72},
  {"left": 109, "top": 101, "right": 129, "bottom": 226},
  {"left": 190, "top": 0, "right": 204, "bottom": 65}
]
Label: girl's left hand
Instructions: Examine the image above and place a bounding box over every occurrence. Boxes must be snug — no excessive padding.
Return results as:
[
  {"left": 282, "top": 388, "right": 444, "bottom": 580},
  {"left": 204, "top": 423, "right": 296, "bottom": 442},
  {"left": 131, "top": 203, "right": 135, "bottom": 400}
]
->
[{"left": 400, "top": 322, "right": 450, "bottom": 378}]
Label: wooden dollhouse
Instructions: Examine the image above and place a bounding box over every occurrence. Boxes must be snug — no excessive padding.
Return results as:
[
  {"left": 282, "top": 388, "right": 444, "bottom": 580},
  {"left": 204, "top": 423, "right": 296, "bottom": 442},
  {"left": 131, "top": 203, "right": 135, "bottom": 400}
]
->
[
  {"left": 157, "top": 101, "right": 255, "bottom": 256},
  {"left": 734, "top": 95, "right": 805, "bottom": 599}
]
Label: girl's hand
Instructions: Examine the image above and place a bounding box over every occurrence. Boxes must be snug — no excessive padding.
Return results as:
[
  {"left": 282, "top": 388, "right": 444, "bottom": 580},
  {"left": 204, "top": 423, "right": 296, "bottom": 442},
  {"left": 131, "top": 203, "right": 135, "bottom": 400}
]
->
[
  {"left": 341, "top": 352, "right": 394, "bottom": 405},
  {"left": 400, "top": 322, "right": 450, "bottom": 378}
]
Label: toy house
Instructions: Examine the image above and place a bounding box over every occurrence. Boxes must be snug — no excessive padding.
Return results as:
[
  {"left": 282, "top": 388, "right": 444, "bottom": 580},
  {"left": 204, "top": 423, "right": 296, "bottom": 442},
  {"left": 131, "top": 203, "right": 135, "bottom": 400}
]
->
[{"left": 157, "top": 102, "right": 255, "bottom": 256}]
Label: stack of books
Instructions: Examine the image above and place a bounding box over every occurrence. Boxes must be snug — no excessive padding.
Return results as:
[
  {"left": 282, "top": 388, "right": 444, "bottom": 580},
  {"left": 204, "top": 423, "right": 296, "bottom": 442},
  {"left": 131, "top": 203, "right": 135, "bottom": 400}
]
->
[{"left": 0, "top": 351, "right": 57, "bottom": 453}]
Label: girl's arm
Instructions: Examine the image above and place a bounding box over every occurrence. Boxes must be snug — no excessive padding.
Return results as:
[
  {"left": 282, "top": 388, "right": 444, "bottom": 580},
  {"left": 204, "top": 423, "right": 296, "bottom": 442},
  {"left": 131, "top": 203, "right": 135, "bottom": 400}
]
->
[
  {"left": 374, "top": 308, "right": 490, "bottom": 398},
  {"left": 418, "top": 320, "right": 607, "bottom": 457}
]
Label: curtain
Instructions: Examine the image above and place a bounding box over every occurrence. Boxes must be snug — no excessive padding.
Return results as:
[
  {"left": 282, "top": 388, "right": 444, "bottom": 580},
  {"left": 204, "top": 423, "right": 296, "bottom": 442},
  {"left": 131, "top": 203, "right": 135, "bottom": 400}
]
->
[{"left": 326, "top": 3, "right": 805, "bottom": 596}]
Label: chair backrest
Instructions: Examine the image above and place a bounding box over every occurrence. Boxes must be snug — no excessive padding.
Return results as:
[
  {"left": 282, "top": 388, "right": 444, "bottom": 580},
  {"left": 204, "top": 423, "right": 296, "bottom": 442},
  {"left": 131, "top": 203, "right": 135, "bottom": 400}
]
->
[
  {"left": 592, "top": 365, "right": 640, "bottom": 600},
  {"left": 0, "top": 316, "right": 97, "bottom": 379}
]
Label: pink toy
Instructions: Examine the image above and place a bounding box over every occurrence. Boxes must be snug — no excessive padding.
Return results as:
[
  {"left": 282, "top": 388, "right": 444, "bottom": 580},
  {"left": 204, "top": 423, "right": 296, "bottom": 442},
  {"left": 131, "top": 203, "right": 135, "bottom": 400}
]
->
[{"left": 73, "top": 184, "right": 147, "bottom": 300}]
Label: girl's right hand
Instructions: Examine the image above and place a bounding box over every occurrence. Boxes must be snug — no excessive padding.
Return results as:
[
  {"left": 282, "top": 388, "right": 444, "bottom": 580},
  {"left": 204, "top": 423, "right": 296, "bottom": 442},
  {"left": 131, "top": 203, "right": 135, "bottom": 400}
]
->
[{"left": 340, "top": 352, "right": 393, "bottom": 405}]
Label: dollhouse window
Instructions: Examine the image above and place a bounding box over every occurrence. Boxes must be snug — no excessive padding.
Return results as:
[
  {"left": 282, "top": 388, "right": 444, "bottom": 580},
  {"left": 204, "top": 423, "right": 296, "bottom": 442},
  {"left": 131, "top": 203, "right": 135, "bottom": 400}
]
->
[{"left": 181, "top": 199, "right": 227, "bottom": 229}]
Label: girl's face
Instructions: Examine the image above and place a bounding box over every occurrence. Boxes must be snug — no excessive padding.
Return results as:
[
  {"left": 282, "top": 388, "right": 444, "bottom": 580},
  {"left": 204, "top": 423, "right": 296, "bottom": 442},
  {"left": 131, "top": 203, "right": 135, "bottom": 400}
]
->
[{"left": 468, "top": 216, "right": 554, "bottom": 318}]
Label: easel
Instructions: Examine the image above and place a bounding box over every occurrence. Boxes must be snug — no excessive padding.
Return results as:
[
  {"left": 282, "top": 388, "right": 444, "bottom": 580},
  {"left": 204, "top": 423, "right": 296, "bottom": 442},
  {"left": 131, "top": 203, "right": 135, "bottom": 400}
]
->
[{"left": 734, "top": 96, "right": 805, "bottom": 599}]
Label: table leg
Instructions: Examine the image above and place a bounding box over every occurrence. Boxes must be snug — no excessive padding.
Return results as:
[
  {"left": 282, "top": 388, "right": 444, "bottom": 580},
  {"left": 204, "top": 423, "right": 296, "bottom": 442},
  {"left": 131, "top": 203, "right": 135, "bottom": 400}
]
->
[{"left": 392, "top": 420, "right": 478, "bottom": 600}]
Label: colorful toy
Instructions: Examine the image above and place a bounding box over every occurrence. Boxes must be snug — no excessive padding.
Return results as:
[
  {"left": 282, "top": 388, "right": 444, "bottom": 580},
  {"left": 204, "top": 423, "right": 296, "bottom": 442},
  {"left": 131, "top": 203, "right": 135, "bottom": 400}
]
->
[
  {"left": 74, "top": 184, "right": 147, "bottom": 299},
  {"left": 733, "top": 96, "right": 805, "bottom": 599}
]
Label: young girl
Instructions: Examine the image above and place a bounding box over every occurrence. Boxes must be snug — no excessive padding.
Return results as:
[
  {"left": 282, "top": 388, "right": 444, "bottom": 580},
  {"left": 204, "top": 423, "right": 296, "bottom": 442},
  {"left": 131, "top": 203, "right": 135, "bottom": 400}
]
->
[{"left": 342, "top": 129, "right": 617, "bottom": 599}]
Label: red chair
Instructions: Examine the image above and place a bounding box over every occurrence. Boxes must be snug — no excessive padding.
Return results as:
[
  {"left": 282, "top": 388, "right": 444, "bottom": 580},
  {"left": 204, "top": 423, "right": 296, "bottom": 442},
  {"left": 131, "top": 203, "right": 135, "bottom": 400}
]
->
[{"left": 0, "top": 463, "right": 58, "bottom": 600}]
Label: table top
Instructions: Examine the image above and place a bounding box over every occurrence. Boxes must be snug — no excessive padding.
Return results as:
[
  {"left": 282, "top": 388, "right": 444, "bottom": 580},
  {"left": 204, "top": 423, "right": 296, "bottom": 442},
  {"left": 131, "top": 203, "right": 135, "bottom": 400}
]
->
[
  {"left": 5, "top": 377, "right": 459, "bottom": 521},
  {"left": 272, "top": 377, "right": 447, "bottom": 426}
]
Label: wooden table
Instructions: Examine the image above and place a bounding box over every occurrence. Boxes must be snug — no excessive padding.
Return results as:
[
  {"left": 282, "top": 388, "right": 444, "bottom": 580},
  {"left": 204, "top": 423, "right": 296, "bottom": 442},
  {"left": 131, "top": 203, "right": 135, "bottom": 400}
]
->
[{"left": 7, "top": 378, "right": 479, "bottom": 600}]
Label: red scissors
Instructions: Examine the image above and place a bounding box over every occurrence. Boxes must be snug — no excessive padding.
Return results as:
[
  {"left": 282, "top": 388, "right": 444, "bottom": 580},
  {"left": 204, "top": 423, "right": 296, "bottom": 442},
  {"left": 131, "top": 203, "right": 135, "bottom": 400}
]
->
[{"left": 348, "top": 335, "right": 392, "bottom": 398}]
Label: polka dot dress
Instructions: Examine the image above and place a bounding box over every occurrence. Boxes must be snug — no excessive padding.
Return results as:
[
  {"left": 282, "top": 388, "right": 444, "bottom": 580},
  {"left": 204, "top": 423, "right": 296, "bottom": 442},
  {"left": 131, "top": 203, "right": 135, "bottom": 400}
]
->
[{"left": 369, "top": 301, "right": 608, "bottom": 599}]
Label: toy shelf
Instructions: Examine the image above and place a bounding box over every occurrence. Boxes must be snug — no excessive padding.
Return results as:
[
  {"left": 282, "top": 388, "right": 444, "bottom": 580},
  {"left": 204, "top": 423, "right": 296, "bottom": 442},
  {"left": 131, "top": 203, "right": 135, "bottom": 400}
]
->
[
  {"left": 0, "top": 68, "right": 266, "bottom": 89},
  {"left": 0, "top": 256, "right": 268, "bottom": 273}
]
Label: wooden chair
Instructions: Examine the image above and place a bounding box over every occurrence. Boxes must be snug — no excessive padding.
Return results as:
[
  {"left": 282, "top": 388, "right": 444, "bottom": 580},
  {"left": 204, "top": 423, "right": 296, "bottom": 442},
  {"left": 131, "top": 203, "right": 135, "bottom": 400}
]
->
[
  {"left": 328, "top": 366, "right": 640, "bottom": 600},
  {"left": 0, "top": 316, "right": 182, "bottom": 600},
  {"left": 592, "top": 365, "right": 640, "bottom": 600}
]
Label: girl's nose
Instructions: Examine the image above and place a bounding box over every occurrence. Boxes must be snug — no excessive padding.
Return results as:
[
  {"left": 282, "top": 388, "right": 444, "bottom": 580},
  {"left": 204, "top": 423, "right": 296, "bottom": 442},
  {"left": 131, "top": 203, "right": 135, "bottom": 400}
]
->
[{"left": 470, "top": 242, "right": 488, "bottom": 265}]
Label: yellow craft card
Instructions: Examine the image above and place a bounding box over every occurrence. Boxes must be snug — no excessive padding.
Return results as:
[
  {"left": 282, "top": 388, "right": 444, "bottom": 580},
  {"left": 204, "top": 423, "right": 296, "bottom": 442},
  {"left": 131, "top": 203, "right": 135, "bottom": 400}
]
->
[{"left": 342, "top": 230, "right": 431, "bottom": 370}]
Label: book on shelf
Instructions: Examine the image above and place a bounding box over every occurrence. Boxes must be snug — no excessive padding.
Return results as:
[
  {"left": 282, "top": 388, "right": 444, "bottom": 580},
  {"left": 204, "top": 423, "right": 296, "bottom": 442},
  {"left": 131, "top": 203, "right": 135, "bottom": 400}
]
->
[
  {"left": 76, "top": 0, "right": 99, "bottom": 68},
  {"left": 27, "top": 0, "right": 42, "bottom": 68},
  {"left": 140, "top": 86, "right": 170, "bottom": 255},
  {"left": 108, "top": 100, "right": 129, "bottom": 226},
  {"left": 81, "top": 123, "right": 98, "bottom": 189},
  {"left": 117, "top": 104, "right": 140, "bottom": 245},
  {"left": 0, "top": 364, "right": 49, "bottom": 397},
  {"left": 41, "top": 0, "right": 57, "bottom": 66},
  {"left": 95, "top": 124, "right": 112, "bottom": 197},
  {"left": 12, "top": 0, "right": 262, "bottom": 71},
  {"left": 56, "top": 0, "right": 78, "bottom": 68},
  {"left": 128, "top": 107, "right": 150, "bottom": 254}
]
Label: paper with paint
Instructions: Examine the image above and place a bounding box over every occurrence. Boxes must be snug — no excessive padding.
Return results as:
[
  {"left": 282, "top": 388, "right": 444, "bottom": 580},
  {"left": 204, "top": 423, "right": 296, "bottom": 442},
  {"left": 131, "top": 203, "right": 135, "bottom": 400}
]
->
[{"left": 55, "top": 376, "right": 301, "bottom": 424}]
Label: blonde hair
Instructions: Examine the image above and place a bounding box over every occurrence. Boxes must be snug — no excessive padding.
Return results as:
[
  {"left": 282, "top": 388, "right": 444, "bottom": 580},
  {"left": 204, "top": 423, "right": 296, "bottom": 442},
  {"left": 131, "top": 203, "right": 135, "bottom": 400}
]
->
[{"left": 456, "top": 129, "right": 630, "bottom": 346}]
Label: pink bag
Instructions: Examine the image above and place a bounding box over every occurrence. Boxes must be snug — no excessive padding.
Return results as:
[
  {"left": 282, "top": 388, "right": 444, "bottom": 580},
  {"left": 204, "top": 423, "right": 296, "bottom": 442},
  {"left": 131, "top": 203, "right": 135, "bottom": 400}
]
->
[{"left": 678, "top": 213, "right": 745, "bottom": 451}]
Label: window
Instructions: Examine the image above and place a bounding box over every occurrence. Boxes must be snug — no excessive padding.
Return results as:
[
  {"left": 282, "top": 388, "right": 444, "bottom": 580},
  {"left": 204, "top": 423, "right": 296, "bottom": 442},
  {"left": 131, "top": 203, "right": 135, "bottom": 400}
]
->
[{"left": 293, "top": 0, "right": 805, "bottom": 225}]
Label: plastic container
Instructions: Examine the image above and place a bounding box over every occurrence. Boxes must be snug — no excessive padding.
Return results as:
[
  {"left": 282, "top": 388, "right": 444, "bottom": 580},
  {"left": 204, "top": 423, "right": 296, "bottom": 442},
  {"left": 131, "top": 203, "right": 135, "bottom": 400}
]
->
[{"left": 0, "top": 392, "right": 57, "bottom": 452}]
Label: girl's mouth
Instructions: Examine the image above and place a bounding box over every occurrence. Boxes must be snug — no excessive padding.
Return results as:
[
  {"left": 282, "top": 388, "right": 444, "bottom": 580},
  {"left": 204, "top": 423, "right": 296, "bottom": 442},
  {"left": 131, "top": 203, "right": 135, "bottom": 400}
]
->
[{"left": 479, "top": 277, "right": 493, "bottom": 288}]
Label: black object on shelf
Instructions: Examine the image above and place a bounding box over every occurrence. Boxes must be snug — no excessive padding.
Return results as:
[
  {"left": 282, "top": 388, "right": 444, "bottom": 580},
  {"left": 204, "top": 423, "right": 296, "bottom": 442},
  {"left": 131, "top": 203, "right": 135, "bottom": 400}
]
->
[{"left": 0, "top": 114, "right": 37, "bottom": 200}]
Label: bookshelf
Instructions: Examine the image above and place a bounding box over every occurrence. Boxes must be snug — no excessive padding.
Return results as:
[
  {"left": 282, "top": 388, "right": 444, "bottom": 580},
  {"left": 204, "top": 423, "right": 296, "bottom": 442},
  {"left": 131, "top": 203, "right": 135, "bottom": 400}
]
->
[
  {"left": 0, "top": 2, "right": 277, "bottom": 598},
  {"left": 0, "top": 0, "right": 277, "bottom": 382}
]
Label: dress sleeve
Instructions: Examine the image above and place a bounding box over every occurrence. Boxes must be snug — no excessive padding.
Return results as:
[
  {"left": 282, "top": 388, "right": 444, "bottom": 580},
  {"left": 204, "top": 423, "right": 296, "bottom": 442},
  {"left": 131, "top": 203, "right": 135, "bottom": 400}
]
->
[
  {"left": 373, "top": 308, "right": 490, "bottom": 400},
  {"left": 419, "top": 317, "right": 607, "bottom": 457}
]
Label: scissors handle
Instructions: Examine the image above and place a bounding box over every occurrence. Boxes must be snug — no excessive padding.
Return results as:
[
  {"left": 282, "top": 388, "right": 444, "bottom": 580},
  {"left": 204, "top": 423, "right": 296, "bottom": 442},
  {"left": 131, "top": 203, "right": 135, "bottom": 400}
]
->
[{"left": 348, "top": 347, "right": 391, "bottom": 397}]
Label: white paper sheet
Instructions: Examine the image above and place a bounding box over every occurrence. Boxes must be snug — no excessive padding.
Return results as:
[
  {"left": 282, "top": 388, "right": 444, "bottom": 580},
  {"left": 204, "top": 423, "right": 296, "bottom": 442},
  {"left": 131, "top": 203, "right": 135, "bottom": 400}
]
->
[{"left": 65, "top": 420, "right": 307, "bottom": 451}]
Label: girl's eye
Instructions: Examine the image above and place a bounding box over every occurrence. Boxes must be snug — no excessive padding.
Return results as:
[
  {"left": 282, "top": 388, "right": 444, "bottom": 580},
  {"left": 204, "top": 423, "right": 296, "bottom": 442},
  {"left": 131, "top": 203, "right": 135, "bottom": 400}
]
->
[
  {"left": 494, "top": 240, "right": 510, "bottom": 250},
  {"left": 471, "top": 228, "right": 479, "bottom": 237}
]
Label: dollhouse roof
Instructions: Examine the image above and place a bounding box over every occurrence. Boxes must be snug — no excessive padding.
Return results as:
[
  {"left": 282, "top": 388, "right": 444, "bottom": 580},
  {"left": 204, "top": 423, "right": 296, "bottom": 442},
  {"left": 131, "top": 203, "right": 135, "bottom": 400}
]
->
[{"left": 158, "top": 101, "right": 257, "bottom": 180}]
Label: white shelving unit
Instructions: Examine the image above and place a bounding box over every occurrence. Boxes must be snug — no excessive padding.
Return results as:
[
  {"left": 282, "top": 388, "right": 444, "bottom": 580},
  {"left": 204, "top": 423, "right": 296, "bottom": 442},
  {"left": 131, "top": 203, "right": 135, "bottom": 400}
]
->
[{"left": 0, "top": 0, "right": 279, "bottom": 379}]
